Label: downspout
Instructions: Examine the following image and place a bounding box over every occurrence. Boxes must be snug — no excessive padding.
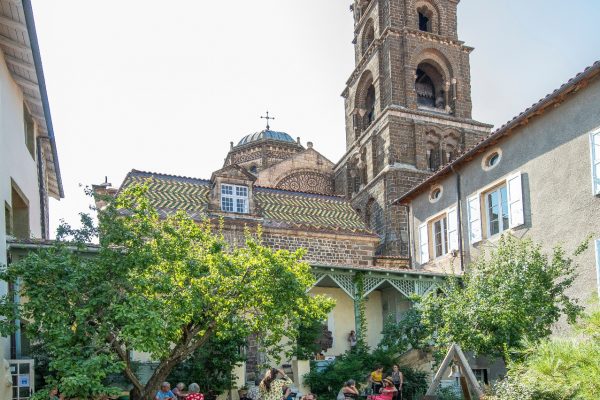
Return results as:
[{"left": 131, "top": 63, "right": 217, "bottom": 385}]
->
[
  {"left": 451, "top": 165, "right": 465, "bottom": 271},
  {"left": 403, "top": 204, "right": 413, "bottom": 266}
]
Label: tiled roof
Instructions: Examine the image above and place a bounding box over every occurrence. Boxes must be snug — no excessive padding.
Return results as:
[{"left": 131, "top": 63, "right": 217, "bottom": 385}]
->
[
  {"left": 121, "top": 170, "right": 374, "bottom": 236},
  {"left": 395, "top": 60, "right": 600, "bottom": 203}
]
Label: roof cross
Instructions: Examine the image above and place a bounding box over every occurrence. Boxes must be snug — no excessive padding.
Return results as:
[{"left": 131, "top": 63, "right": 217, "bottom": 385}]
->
[{"left": 261, "top": 110, "right": 275, "bottom": 130}]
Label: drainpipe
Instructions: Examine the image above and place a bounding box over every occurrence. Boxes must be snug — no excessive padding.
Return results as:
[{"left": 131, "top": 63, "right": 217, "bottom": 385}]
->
[
  {"left": 403, "top": 204, "right": 413, "bottom": 266},
  {"left": 451, "top": 165, "right": 465, "bottom": 271}
]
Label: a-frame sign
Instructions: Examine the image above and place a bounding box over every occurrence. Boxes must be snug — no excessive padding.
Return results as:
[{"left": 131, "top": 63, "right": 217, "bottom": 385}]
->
[{"left": 423, "top": 344, "right": 484, "bottom": 400}]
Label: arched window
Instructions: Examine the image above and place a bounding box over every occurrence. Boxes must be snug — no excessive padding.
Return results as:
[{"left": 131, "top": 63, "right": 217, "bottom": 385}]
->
[
  {"left": 426, "top": 130, "right": 459, "bottom": 171},
  {"left": 365, "top": 85, "right": 376, "bottom": 126},
  {"left": 417, "top": 5, "right": 434, "bottom": 33},
  {"left": 415, "top": 62, "right": 446, "bottom": 110},
  {"left": 362, "top": 21, "right": 375, "bottom": 55},
  {"left": 354, "top": 71, "right": 376, "bottom": 138}
]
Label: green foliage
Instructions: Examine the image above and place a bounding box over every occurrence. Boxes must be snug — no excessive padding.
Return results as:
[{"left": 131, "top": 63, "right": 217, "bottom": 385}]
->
[
  {"left": 303, "top": 347, "right": 427, "bottom": 400},
  {"left": 378, "top": 307, "right": 429, "bottom": 355},
  {"left": 420, "top": 235, "right": 583, "bottom": 360},
  {"left": 435, "top": 387, "right": 462, "bottom": 400},
  {"left": 490, "top": 309, "right": 600, "bottom": 400},
  {"left": 354, "top": 273, "right": 367, "bottom": 347},
  {"left": 0, "top": 184, "right": 334, "bottom": 399},
  {"left": 295, "top": 318, "right": 327, "bottom": 360},
  {"left": 167, "top": 330, "right": 247, "bottom": 399}
]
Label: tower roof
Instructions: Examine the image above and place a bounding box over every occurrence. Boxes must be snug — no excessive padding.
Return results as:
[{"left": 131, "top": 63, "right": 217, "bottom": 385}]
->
[{"left": 237, "top": 129, "right": 297, "bottom": 147}]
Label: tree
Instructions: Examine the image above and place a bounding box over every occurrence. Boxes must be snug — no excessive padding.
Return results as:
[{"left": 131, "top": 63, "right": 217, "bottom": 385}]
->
[
  {"left": 420, "top": 235, "right": 584, "bottom": 361},
  {"left": 0, "top": 184, "right": 334, "bottom": 400}
]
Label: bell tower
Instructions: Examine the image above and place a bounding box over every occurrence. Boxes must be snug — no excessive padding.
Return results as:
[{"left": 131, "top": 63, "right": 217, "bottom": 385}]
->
[{"left": 335, "top": 0, "right": 492, "bottom": 257}]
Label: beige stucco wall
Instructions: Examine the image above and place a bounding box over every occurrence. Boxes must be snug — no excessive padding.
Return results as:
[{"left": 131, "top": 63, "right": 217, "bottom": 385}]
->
[
  {"left": 0, "top": 50, "right": 44, "bottom": 378},
  {"left": 410, "top": 76, "right": 600, "bottom": 333},
  {"left": 310, "top": 287, "right": 356, "bottom": 356},
  {"left": 365, "top": 291, "right": 383, "bottom": 349}
]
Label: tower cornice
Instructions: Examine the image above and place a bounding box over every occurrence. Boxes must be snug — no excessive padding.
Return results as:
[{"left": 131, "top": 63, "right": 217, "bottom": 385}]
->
[{"left": 344, "top": 26, "right": 474, "bottom": 90}]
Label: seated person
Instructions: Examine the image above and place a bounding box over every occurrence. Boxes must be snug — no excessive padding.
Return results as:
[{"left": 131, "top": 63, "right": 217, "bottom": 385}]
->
[
  {"left": 342, "top": 380, "right": 359, "bottom": 400},
  {"left": 156, "top": 382, "right": 177, "bottom": 400},
  {"left": 369, "top": 378, "right": 396, "bottom": 400},
  {"left": 173, "top": 383, "right": 186, "bottom": 400}
]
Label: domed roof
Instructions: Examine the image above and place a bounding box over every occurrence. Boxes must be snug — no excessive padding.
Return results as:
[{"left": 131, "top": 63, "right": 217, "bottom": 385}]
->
[{"left": 237, "top": 129, "right": 297, "bottom": 147}]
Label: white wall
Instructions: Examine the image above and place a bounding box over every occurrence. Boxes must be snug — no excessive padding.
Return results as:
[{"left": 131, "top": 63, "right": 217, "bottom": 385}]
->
[{"left": 0, "top": 50, "right": 43, "bottom": 358}]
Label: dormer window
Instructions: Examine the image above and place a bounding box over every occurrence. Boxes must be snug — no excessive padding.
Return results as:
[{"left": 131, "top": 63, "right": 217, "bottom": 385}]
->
[{"left": 221, "top": 184, "right": 249, "bottom": 213}]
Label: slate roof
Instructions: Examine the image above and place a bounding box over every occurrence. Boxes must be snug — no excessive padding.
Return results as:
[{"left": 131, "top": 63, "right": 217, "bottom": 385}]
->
[
  {"left": 121, "top": 170, "right": 374, "bottom": 236},
  {"left": 237, "top": 129, "right": 297, "bottom": 146}
]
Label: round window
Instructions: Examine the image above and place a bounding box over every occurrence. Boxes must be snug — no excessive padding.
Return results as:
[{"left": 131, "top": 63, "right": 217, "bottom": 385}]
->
[
  {"left": 429, "top": 186, "right": 443, "bottom": 203},
  {"left": 482, "top": 148, "right": 502, "bottom": 171},
  {"left": 487, "top": 152, "right": 500, "bottom": 167}
]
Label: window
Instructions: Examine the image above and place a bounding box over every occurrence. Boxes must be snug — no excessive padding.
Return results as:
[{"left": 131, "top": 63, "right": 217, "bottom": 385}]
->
[
  {"left": 595, "top": 239, "right": 600, "bottom": 300},
  {"left": 485, "top": 185, "right": 509, "bottom": 237},
  {"left": 23, "top": 103, "right": 35, "bottom": 159},
  {"left": 418, "top": 12, "right": 431, "bottom": 32},
  {"left": 10, "top": 185, "right": 29, "bottom": 239},
  {"left": 220, "top": 184, "right": 248, "bottom": 214},
  {"left": 471, "top": 369, "right": 489, "bottom": 385},
  {"left": 591, "top": 129, "right": 600, "bottom": 195},
  {"left": 432, "top": 217, "right": 447, "bottom": 258},
  {"left": 467, "top": 172, "right": 525, "bottom": 244},
  {"left": 418, "top": 207, "right": 458, "bottom": 264},
  {"left": 430, "top": 187, "right": 442, "bottom": 202}
]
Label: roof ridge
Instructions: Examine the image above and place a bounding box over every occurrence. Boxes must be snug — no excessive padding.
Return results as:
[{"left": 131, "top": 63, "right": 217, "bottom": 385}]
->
[{"left": 129, "top": 169, "right": 211, "bottom": 185}]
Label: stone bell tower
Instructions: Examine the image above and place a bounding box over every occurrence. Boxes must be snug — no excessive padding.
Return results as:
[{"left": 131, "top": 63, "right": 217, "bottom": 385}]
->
[{"left": 334, "top": 0, "right": 492, "bottom": 257}]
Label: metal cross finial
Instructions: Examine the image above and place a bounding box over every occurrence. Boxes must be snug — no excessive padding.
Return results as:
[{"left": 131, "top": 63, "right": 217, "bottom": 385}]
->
[{"left": 261, "top": 111, "right": 275, "bottom": 130}]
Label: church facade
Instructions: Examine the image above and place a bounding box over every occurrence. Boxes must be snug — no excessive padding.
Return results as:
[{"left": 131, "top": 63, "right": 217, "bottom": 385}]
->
[{"left": 100, "top": 0, "right": 497, "bottom": 383}]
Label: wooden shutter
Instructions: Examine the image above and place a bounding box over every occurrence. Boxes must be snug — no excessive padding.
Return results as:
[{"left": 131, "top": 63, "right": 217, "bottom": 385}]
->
[
  {"left": 467, "top": 194, "right": 482, "bottom": 244},
  {"left": 447, "top": 207, "right": 459, "bottom": 252},
  {"left": 507, "top": 172, "right": 525, "bottom": 228},
  {"left": 419, "top": 223, "right": 429, "bottom": 264},
  {"left": 591, "top": 131, "right": 600, "bottom": 195}
]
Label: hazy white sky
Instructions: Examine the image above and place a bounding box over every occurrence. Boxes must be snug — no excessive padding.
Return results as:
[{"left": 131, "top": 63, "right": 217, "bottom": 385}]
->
[{"left": 31, "top": 0, "right": 600, "bottom": 235}]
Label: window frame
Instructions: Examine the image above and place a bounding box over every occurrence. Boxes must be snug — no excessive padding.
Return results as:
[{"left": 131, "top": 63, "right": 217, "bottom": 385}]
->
[
  {"left": 419, "top": 207, "right": 459, "bottom": 264},
  {"left": 483, "top": 183, "right": 510, "bottom": 238},
  {"left": 220, "top": 183, "right": 249, "bottom": 214},
  {"left": 23, "top": 103, "right": 35, "bottom": 160},
  {"left": 590, "top": 128, "right": 600, "bottom": 196},
  {"left": 431, "top": 215, "right": 448, "bottom": 259},
  {"left": 595, "top": 239, "right": 600, "bottom": 301}
]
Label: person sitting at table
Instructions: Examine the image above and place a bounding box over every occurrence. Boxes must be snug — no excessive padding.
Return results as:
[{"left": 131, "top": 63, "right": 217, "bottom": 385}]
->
[
  {"left": 369, "top": 366, "right": 384, "bottom": 394},
  {"left": 173, "top": 383, "right": 186, "bottom": 400},
  {"left": 342, "top": 380, "right": 360, "bottom": 400},
  {"left": 368, "top": 378, "right": 396, "bottom": 400},
  {"left": 186, "top": 383, "right": 204, "bottom": 400}
]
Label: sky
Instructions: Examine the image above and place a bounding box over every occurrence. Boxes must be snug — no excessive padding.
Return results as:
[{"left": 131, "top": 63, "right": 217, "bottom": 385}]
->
[{"left": 29, "top": 0, "right": 600, "bottom": 235}]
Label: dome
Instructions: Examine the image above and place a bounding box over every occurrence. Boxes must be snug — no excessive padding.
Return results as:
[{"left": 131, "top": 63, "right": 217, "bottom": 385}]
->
[{"left": 237, "top": 129, "right": 297, "bottom": 147}]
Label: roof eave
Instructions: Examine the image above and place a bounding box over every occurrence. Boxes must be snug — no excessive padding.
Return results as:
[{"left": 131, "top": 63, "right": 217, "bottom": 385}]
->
[{"left": 22, "top": 0, "right": 64, "bottom": 198}]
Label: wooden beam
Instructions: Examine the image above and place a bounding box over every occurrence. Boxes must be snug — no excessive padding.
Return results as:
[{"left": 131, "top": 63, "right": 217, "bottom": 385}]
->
[
  {"left": 455, "top": 345, "right": 485, "bottom": 398},
  {"left": 425, "top": 344, "right": 457, "bottom": 396},
  {"left": 4, "top": 54, "right": 35, "bottom": 72},
  {"left": 11, "top": 73, "right": 39, "bottom": 91},
  {"left": 0, "top": 15, "right": 27, "bottom": 32},
  {"left": 0, "top": 33, "right": 30, "bottom": 52},
  {"left": 24, "top": 93, "right": 42, "bottom": 106}
]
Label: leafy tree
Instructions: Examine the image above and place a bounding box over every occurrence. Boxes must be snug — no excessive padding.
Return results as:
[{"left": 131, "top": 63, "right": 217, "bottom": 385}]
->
[
  {"left": 378, "top": 307, "right": 429, "bottom": 355},
  {"left": 303, "top": 347, "right": 427, "bottom": 400},
  {"left": 167, "top": 329, "right": 247, "bottom": 400},
  {"left": 0, "top": 184, "right": 334, "bottom": 400},
  {"left": 420, "top": 235, "right": 584, "bottom": 361}
]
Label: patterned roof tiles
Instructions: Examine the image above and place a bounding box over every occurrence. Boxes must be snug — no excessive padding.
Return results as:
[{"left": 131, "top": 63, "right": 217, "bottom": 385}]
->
[{"left": 121, "top": 170, "right": 373, "bottom": 235}]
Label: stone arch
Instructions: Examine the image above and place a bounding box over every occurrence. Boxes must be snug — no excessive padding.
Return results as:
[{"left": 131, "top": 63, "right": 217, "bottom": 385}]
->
[
  {"left": 415, "top": 0, "right": 441, "bottom": 34},
  {"left": 354, "top": 70, "right": 377, "bottom": 137},
  {"left": 361, "top": 19, "right": 375, "bottom": 56},
  {"left": 442, "top": 129, "right": 460, "bottom": 162},
  {"left": 413, "top": 49, "right": 453, "bottom": 110},
  {"left": 275, "top": 170, "right": 334, "bottom": 194}
]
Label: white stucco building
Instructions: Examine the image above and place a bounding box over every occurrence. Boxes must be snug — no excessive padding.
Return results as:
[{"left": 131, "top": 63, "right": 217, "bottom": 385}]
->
[{"left": 0, "top": 1, "right": 62, "bottom": 397}]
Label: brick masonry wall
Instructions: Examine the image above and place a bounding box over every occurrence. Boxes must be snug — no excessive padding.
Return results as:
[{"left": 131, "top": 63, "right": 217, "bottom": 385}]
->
[{"left": 221, "top": 224, "right": 378, "bottom": 268}]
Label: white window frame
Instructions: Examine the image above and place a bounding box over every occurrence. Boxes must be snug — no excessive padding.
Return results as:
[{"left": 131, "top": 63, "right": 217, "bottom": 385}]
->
[
  {"left": 484, "top": 184, "right": 509, "bottom": 238},
  {"left": 590, "top": 128, "right": 600, "bottom": 196},
  {"left": 419, "top": 223, "right": 429, "bottom": 265},
  {"left": 432, "top": 216, "right": 448, "bottom": 259},
  {"left": 467, "top": 193, "right": 482, "bottom": 244},
  {"left": 220, "top": 184, "right": 249, "bottom": 214},
  {"left": 595, "top": 239, "right": 600, "bottom": 301}
]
